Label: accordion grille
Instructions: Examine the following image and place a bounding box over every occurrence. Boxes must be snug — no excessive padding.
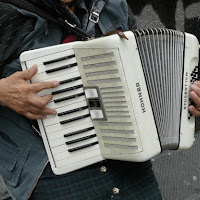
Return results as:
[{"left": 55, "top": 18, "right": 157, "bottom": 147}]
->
[
  {"left": 74, "top": 48, "right": 143, "bottom": 156},
  {"left": 133, "top": 28, "right": 185, "bottom": 150}
]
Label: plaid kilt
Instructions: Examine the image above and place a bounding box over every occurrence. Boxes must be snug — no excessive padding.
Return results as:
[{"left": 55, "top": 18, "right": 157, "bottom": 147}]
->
[{"left": 29, "top": 160, "right": 162, "bottom": 200}]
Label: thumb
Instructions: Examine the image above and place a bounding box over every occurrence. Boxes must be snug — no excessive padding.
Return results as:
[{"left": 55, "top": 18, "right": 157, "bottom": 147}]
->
[{"left": 19, "top": 64, "right": 38, "bottom": 80}]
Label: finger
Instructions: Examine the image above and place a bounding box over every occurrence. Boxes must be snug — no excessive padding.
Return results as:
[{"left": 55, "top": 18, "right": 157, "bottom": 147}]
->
[
  {"left": 30, "top": 95, "right": 58, "bottom": 116},
  {"left": 193, "top": 81, "right": 200, "bottom": 87},
  {"left": 18, "top": 65, "right": 38, "bottom": 81},
  {"left": 31, "top": 105, "right": 57, "bottom": 116},
  {"left": 39, "top": 107, "right": 57, "bottom": 116},
  {"left": 190, "top": 91, "right": 200, "bottom": 108},
  {"left": 190, "top": 83, "right": 200, "bottom": 96},
  {"left": 40, "top": 94, "right": 54, "bottom": 107},
  {"left": 189, "top": 105, "right": 200, "bottom": 117},
  {"left": 25, "top": 112, "right": 47, "bottom": 120},
  {"left": 26, "top": 104, "right": 57, "bottom": 116},
  {"left": 31, "top": 81, "right": 60, "bottom": 93},
  {"left": 30, "top": 94, "right": 53, "bottom": 109}
]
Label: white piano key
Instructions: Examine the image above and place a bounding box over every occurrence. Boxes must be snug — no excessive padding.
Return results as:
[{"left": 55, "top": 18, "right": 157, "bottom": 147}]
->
[
  {"left": 53, "top": 137, "right": 99, "bottom": 161},
  {"left": 25, "top": 49, "right": 75, "bottom": 70},
  {"left": 44, "top": 117, "right": 92, "bottom": 133},
  {"left": 51, "top": 144, "right": 69, "bottom": 155},
  {"left": 53, "top": 143, "right": 100, "bottom": 161},
  {"left": 55, "top": 148, "right": 102, "bottom": 168},
  {"left": 44, "top": 71, "right": 81, "bottom": 82},
  {"left": 47, "top": 121, "right": 94, "bottom": 141},
  {"left": 56, "top": 100, "right": 88, "bottom": 115},
  {"left": 51, "top": 88, "right": 84, "bottom": 102},
  {"left": 36, "top": 57, "right": 77, "bottom": 74},
  {"left": 31, "top": 66, "right": 80, "bottom": 82},
  {"left": 46, "top": 100, "right": 87, "bottom": 119},
  {"left": 46, "top": 95, "right": 86, "bottom": 109},
  {"left": 43, "top": 109, "right": 90, "bottom": 127},
  {"left": 49, "top": 129, "right": 96, "bottom": 148},
  {"left": 38, "top": 79, "right": 83, "bottom": 97}
]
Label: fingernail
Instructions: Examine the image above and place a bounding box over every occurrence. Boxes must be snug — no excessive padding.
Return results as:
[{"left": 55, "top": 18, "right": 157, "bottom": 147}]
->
[
  {"left": 31, "top": 65, "right": 37, "bottom": 71},
  {"left": 51, "top": 110, "right": 57, "bottom": 115},
  {"left": 191, "top": 84, "right": 197, "bottom": 90},
  {"left": 54, "top": 81, "right": 60, "bottom": 87}
]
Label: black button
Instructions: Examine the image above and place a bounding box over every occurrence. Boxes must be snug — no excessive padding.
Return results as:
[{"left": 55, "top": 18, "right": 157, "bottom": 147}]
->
[{"left": 89, "top": 99, "right": 101, "bottom": 108}]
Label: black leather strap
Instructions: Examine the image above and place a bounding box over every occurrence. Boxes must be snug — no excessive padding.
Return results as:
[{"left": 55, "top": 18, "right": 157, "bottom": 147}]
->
[
  {"left": 86, "top": 0, "right": 108, "bottom": 37},
  {"left": 0, "top": 0, "right": 90, "bottom": 40}
]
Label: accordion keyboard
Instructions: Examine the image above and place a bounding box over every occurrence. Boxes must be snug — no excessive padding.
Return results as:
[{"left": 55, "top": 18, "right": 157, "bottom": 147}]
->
[{"left": 27, "top": 49, "right": 103, "bottom": 170}]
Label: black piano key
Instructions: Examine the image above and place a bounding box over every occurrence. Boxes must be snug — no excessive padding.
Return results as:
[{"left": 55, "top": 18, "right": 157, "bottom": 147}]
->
[
  {"left": 59, "top": 76, "right": 81, "bottom": 85},
  {"left": 64, "top": 127, "right": 95, "bottom": 137},
  {"left": 43, "top": 54, "right": 75, "bottom": 65},
  {"left": 45, "top": 63, "right": 77, "bottom": 73},
  {"left": 60, "top": 114, "right": 90, "bottom": 124},
  {"left": 66, "top": 134, "right": 97, "bottom": 145},
  {"left": 54, "top": 92, "right": 85, "bottom": 103},
  {"left": 58, "top": 106, "right": 88, "bottom": 116},
  {"left": 52, "top": 84, "right": 83, "bottom": 95},
  {"left": 68, "top": 141, "right": 99, "bottom": 152}
]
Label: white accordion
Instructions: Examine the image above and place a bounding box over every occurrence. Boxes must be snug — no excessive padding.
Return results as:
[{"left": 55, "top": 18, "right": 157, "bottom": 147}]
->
[{"left": 20, "top": 28, "right": 199, "bottom": 175}]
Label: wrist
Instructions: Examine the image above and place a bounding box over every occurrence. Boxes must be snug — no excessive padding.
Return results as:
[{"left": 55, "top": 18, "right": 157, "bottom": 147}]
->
[{"left": 0, "top": 78, "right": 6, "bottom": 106}]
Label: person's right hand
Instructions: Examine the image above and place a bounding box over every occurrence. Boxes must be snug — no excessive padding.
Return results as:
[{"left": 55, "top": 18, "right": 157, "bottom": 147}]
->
[
  {"left": 0, "top": 65, "right": 60, "bottom": 119},
  {"left": 189, "top": 81, "right": 200, "bottom": 117}
]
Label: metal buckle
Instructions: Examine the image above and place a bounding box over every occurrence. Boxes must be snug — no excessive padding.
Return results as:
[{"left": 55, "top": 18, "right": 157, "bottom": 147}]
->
[
  {"left": 65, "top": 20, "right": 77, "bottom": 28},
  {"left": 89, "top": 11, "right": 100, "bottom": 23}
]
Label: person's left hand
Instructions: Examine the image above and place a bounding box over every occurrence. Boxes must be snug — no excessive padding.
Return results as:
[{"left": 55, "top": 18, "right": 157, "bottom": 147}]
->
[{"left": 189, "top": 81, "right": 200, "bottom": 116}]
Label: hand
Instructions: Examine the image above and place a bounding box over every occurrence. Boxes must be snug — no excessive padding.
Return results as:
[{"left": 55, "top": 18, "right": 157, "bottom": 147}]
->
[
  {"left": 0, "top": 65, "right": 59, "bottom": 119},
  {"left": 189, "top": 81, "right": 200, "bottom": 116}
]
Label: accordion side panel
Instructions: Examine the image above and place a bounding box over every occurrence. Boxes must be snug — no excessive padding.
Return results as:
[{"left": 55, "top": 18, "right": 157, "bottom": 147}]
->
[{"left": 179, "top": 33, "right": 199, "bottom": 149}]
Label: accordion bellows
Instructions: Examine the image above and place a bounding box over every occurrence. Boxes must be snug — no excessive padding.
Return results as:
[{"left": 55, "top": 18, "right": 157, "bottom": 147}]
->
[{"left": 20, "top": 28, "right": 199, "bottom": 175}]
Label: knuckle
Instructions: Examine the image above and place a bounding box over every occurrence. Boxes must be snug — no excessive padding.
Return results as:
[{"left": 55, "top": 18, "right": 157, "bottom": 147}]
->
[
  {"left": 46, "top": 94, "right": 53, "bottom": 101},
  {"left": 21, "top": 85, "right": 30, "bottom": 93},
  {"left": 46, "top": 81, "right": 54, "bottom": 89},
  {"left": 190, "top": 91, "right": 197, "bottom": 99},
  {"left": 23, "top": 69, "right": 31, "bottom": 78},
  {"left": 38, "top": 82, "right": 49, "bottom": 90},
  {"left": 36, "top": 100, "right": 46, "bottom": 108},
  {"left": 22, "top": 96, "right": 31, "bottom": 105},
  {"left": 26, "top": 113, "right": 35, "bottom": 120},
  {"left": 194, "top": 81, "right": 200, "bottom": 86},
  {"left": 13, "top": 71, "right": 22, "bottom": 77}
]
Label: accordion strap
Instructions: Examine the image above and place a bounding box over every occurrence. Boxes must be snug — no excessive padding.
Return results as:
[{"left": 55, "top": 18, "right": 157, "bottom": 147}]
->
[
  {"left": 87, "top": 0, "right": 108, "bottom": 37},
  {"left": 0, "top": 0, "right": 91, "bottom": 40}
]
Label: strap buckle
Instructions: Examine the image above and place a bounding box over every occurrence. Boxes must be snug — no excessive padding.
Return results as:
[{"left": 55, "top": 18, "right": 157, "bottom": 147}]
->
[
  {"left": 89, "top": 11, "right": 100, "bottom": 24},
  {"left": 65, "top": 20, "right": 77, "bottom": 28}
]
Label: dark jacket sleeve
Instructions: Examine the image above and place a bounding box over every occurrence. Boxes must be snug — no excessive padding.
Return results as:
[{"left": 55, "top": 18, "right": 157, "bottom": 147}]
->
[{"left": 0, "top": 3, "right": 36, "bottom": 78}]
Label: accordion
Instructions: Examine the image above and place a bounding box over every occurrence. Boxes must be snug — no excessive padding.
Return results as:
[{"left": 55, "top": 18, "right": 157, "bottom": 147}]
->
[{"left": 20, "top": 28, "right": 199, "bottom": 175}]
